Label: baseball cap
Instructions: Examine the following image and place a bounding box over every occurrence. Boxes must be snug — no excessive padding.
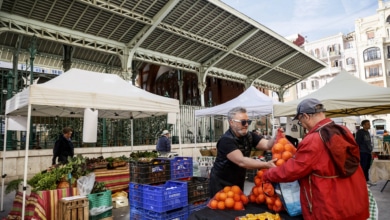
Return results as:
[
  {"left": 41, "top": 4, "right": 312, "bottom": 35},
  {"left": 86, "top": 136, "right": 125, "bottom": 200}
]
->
[
  {"left": 293, "top": 98, "right": 326, "bottom": 120},
  {"left": 161, "top": 130, "right": 170, "bottom": 135}
]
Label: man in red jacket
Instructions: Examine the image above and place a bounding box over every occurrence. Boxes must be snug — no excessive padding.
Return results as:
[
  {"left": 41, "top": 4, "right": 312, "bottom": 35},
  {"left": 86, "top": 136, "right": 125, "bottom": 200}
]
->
[{"left": 263, "top": 98, "right": 369, "bottom": 220}]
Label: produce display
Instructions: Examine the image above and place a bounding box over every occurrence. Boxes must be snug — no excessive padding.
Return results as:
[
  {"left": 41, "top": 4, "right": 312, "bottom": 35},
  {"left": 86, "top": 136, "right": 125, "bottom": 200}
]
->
[
  {"left": 27, "top": 155, "right": 129, "bottom": 192},
  {"left": 207, "top": 185, "right": 249, "bottom": 210},
  {"left": 235, "top": 212, "right": 281, "bottom": 220}
]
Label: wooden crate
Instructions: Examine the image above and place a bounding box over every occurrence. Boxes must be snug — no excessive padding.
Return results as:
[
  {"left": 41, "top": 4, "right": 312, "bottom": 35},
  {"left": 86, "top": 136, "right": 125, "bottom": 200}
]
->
[{"left": 58, "top": 196, "right": 89, "bottom": 220}]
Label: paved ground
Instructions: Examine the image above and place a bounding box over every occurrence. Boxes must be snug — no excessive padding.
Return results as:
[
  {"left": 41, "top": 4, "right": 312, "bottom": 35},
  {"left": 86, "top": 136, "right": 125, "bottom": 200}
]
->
[{"left": 0, "top": 180, "right": 389, "bottom": 219}]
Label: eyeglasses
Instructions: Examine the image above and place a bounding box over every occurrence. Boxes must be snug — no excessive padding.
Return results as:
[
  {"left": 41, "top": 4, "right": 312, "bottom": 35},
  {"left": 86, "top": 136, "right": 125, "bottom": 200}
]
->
[{"left": 232, "top": 119, "right": 252, "bottom": 126}]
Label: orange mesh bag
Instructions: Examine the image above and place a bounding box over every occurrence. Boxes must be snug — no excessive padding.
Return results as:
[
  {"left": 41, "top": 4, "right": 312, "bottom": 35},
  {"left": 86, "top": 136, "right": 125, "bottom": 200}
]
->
[{"left": 207, "top": 185, "right": 248, "bottom": 210}]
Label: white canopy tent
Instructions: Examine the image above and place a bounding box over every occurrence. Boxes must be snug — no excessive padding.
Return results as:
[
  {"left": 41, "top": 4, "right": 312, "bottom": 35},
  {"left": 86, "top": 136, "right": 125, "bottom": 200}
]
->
[
  {"left": 2, "top": 68, "right": 180, "bottom": 218},
  {"left": 194, "top": 86, "right": 275, "bottom": 144},
  {"left": 273, "top": 71, "right": 390, "bottom": 118},
  {"left": 195, "top": 86, "right": 275, "bottom": 119}
]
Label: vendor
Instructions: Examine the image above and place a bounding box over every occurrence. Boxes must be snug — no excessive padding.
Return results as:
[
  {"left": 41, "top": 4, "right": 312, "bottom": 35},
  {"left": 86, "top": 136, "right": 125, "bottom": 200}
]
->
[
  {"left": 209, "top": 107, "right": 276, "bottom": 197},
  {"left": 52, "top": 127, "right": 74, "bottom": 165}
]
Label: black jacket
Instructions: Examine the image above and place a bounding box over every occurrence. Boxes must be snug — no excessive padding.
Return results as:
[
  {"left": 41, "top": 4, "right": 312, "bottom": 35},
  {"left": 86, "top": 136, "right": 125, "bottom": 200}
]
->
[{"left": 52, "top": 135, "right": 74, "bottom": 165}]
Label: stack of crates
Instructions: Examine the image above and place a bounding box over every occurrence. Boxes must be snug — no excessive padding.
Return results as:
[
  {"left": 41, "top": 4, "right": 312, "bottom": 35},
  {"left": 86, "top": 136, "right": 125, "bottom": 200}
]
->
[
  {"left": 181, "top": 177, "right": 209, "bottom": 216},
  {"left": 129, "top": 157, "right": 191, "bottom": 220}
]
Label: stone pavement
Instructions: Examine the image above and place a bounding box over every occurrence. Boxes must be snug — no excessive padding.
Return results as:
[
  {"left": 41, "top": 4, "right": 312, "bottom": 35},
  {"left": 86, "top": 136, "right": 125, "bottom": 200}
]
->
[{"left": 0, "top": 180, "right": 389, "bottom": 219}]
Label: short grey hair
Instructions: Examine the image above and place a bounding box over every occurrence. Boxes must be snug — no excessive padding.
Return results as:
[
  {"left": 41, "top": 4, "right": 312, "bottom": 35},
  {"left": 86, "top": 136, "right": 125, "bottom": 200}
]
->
[{"left": 227, "top": 107, "right": 247, "bottom": 120}]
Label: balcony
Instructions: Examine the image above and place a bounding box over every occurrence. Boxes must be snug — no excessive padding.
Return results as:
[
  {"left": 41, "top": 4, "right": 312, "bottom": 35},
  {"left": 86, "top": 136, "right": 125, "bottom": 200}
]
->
[{"left": 345, "top": 64, "right": 356, "bottom": 72}]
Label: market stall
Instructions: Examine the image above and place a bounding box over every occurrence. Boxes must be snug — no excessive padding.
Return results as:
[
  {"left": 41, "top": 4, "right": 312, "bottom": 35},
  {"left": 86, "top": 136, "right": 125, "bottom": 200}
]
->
[{"left": 1, "top": 68, "right": 180, "bottom": 219}]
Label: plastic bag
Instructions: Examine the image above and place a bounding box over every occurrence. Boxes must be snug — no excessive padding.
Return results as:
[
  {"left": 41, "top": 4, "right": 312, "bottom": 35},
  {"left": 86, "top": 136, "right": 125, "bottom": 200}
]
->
[
  {"left": 274, "top": 181, "right": 302, "bottom": 216},
  {"left": 77, "top": 173, "right": 95, "bottom": 196},
  {"left": 207, "top": 185, "right": 247, "bottom": 210}
]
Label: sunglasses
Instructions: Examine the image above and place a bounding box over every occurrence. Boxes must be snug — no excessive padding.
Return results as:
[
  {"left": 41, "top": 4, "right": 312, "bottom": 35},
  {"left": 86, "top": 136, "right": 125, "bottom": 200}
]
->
[{"left": 232, "top": 119, "right": 252, "bottom": 126}]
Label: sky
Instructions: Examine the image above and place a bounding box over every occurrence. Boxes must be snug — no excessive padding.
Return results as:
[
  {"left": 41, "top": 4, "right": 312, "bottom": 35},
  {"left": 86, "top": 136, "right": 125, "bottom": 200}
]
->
[{"left": 221, "top": 0, "right": 379, "bottom": 42}]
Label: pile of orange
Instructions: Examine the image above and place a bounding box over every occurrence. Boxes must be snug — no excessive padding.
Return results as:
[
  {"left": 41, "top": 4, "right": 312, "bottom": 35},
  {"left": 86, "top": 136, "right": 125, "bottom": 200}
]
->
[
  {"left": 271, "top": 136, "right": 296, "bottom": 166},
  {"left": 208, "top": 185, "right": 249, "bottom": 210},
  {"left": 248, "top": 169, "right": 283, "bottom": 212}
]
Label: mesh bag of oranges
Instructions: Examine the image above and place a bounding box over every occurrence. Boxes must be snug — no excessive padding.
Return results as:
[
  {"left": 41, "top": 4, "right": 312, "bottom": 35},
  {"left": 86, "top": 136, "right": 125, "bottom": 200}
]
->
[
  {"left": 248, "top": 168, "right": 284, "bottom": 213},
  {"left": 207, "top": 185, "right": 249, "bottom": 210},
  {"left": 270, "top": 129, "right": 302, "bottom": 216}
]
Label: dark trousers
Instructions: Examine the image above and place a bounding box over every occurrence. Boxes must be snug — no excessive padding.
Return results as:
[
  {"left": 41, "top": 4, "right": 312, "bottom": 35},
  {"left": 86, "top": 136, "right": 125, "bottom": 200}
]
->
[{"left": 360, "top": 152, "right": 372, "bottom": 181}]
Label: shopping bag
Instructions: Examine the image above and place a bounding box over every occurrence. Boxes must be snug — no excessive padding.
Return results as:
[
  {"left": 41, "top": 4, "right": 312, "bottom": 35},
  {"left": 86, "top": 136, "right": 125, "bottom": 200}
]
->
[{"left": 274, "top": 181, "right": 302, "bottom": 216}]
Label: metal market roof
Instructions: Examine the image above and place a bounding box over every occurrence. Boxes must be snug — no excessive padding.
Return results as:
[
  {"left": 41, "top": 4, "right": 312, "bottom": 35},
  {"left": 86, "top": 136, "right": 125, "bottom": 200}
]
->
[{"left": 0, "top": 0, "right": 326, "bottom": 91}]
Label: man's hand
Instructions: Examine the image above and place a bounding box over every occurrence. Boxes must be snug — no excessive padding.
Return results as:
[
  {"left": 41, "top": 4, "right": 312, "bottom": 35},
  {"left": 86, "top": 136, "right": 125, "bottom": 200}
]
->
[{"left": 266, "top": 158, "right": 277, "bottom": 168}]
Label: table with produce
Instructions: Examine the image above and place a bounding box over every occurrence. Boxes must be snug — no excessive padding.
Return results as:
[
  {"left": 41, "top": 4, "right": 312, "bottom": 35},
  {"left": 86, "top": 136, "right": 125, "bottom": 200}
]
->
[{"left": 5, "top": 154, "right": 130, "bottom": 220}]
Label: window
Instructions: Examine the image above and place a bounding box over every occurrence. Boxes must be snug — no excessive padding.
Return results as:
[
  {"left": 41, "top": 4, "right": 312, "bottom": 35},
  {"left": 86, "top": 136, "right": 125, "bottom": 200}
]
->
[
  {"left": 365, "top": 65, "right": 382, "bottom": 78},
  {"left": 363, "top": 47, "right": 381, "bottom": 62},
  {"left": 346, "top": 57, "right": 354, "bottom": 65},
  {"left": 366, "top": 31, "right": 375, "bottom": 39},
  {"left": 301, "top": 82, "right": 306, "bottom": 90},
  {"left": 311, "top": 80, "right": 319, "bottom": 90}
]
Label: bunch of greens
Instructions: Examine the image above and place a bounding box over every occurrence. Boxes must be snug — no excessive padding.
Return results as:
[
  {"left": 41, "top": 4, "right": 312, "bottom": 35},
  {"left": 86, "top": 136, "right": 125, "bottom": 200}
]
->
[{"left": 28, "top": 154, "right": 92, "bottom": 192}]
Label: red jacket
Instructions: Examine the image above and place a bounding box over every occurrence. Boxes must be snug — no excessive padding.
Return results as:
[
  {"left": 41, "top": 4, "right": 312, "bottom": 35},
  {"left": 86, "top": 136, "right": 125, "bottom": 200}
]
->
[{"left": 263, "top": 118, "right": 369, "bottom": 220}]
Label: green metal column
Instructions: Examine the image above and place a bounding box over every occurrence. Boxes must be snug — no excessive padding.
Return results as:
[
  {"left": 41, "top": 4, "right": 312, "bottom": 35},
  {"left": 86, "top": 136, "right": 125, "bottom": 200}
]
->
[
  {"left": 28, "top": 35, "right": 38, "bottom": 149},
  {"left": 6, "top": 71, "right": 14, "bottom": 150}
]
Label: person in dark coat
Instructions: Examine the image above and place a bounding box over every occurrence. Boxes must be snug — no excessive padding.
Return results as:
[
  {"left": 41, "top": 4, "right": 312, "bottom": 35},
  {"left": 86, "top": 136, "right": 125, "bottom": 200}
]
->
[
  {"left": 52, "top": 127, "right": 74, "bottom": 165},
  {"left": 156, "top": 130, "right": 171, "bottom": 153}
]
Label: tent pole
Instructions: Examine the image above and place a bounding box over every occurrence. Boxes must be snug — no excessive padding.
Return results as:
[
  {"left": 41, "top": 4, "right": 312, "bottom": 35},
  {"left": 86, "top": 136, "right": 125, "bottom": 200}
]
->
[
  {"left": 0, "top": 116, "right": 8, "bottom": 211},
  {"left": 21, "top": 104, "right": 32, "bottom": 220},
  {"left": 177, "top": 113, "right": 182, "bottom": 155}
]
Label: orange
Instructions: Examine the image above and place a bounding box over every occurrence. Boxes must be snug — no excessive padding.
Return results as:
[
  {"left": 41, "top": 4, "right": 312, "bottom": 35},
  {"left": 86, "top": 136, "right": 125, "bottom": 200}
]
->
[
  {"left": 233, "top": 193, "right": 241, "bottom": 202},
  {"left": 219, "top": 192, "right": 227, "bottom": 201},
  {"left": 233, "top": 201, "right": 244, "bottom": 210},
  {"left": 240, "top": 194, "right": 249, "bottom": 205},
  {"left": 252, "top": 186, "right": 259, "bottom": 196},
  {"left": 273, "top": 143, "right": 284, "bottom": 153},
  {"left": 265, "top": 196, "right": 274, "bottom": 205},
  {"left": 278, "top": 137, "right": 288, "bottom": 145},
  {"left": 256, "top": 169, "right": 264, "bottom": 178},
  {"left": 226, "top": 190, "right": 234, "bottom": 198},
  {"left": 215, "top": 192, "right": 221, "bottom": 201},
  {"left": 281, "top": 151, "right": 293, "bottom": 161},
  {"left": 274, "top": 198, "right": 282, "bottom": 208},
  {"left": 231, "top": 185, "right": 242, "bottom": 194},
  {"left": 276, "top": 159, "right": 285, "bottom": 166},
  {"left": 272, "top": 153, "right": 282, "bottom": 160},
  {"left": 223, "top": 186, "right": 231, "bottom": 193},
  {"left": 225, "top": 197, "right": 235, "bottom": 208},
  {"left": 284, "top": 143, "right": 295, "bottom": 153},
  {"left": 257, "top": 185, "right": 263, "bottom": 194},
  {"left": 217, "top": 200, "right": 225, "bottom": 209},
  {"left": 256, "top": 193, "right": 265, "bottom": 203},
  {"left": 209, "top": 199, "right": 218, "bottom": 209},
  {"left": 249, "top": 194, "right": 256, "bottom": 203},
  {"left": 254, "top": 176, "right": 262, "bottom": 186}
]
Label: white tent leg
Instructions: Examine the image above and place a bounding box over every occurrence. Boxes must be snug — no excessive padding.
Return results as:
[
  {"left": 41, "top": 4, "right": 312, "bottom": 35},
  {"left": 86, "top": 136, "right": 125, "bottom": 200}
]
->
[
  {"left": 177, "top": 113, "right": 182, "bottom": 155},
  {"left": 0, "top": 117, "right": 8, "bottom": 211},
  {"left": 21, "top": 104, "right": 32, "bottom": 220}
]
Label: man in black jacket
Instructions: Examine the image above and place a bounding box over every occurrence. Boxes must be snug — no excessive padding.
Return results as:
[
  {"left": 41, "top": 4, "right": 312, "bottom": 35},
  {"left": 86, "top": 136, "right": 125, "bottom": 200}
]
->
[{"left": 52, "top": 127, "right": 74, "bottom": 165}]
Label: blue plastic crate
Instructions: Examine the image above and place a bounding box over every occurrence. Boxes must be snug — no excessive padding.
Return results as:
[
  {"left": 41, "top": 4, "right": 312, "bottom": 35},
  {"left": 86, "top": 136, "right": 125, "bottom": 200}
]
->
[
  {"left": 129, "top": 183, "right": 144, "bottom": 208},
  {"left": 130, "top": 206, "right": 145, "bottom": 220},
  {"left": 143, "top": 180, "right": 188, "bottom": 212},
  {"left": 166, "top": 157, "right": 193, "bottom": 180}
]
